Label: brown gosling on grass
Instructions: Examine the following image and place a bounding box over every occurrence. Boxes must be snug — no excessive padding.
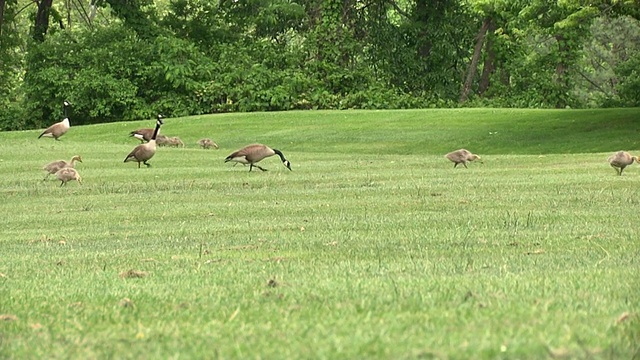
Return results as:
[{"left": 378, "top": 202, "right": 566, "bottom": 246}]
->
[
  {"left": 43, "top": 155, "right": 82, "bottom": 181},
  {"left": 124, "top": 115, "right": 163, "bottom": 168},
  {"left": 156, "top": 134, "right": 171, "bottom": 147},
  {"left": 608, "top": 151, "right": 639, "bottom": 176},
  {"left": 197, "top": 138, "right": 219, "bottom": 149},
  {"left": 445, "top": 149, "right": 483, "bottom": 168},
  {"left": 225, "top": 144, "right": 292, "bottom": 172},
  {"left": 38, "top": 101, "right": 71, "bottom": 140},
  {"left": 168, "top": 136, "right": 185, "bottom": 148},
  {"left": 55, "top": 167, "right": 82, "bottom": 186}
]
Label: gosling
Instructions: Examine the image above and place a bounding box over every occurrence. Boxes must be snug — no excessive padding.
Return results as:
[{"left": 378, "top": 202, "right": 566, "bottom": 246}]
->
[
  {"left": 43, "top": 155, "right": 82, "bottom": 180},
  {"left": 124, "top": 115, "right": 163, "bottom": 168},
  {"left": 225, "top": 144, "right": 292, "bottom": 172},
  {"left": 168, "top": 136, "right": 185, "bottom": 148},
  {"left": 608, "top": 151, "right": 639, "bottom": 176},
  {"left": 38, "top": 101, "right": 71, "bottom": 140},
  {"left": 445, "top": 149, "right": 483, "bottom": 168},
  {"left": 198, "top": 138, "right": 219, "bottom": 149},
  {"left": 55, "top": 167, "right": 82, "bottom": 186},
  {"left": 156, "top": 134, "right": 171, "bottom": 147}
]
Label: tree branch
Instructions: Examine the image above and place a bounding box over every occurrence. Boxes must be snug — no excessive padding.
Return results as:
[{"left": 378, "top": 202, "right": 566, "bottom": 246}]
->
[
  {"left": 576, "top": 68, "right": 611, "bottom": 95},
  {"left": 386, "top": 0, "right": 410, "bottom": 19}
]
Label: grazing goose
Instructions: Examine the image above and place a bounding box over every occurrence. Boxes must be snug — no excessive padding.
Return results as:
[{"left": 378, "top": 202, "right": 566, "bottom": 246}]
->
[
  {"left": 38, "top": 101, "right": 71, "bottom": 140},
  {"left": 608, "top": 151, "right": 639, "bottom": 176},
  {"left": 55, "top": 167, "right": 82, "bottom": 186},
  {"left": 43, "top": 155, "right": 82, "bottom": 180},
  {"left": 129, "top": 128, "right": 156, "bottom": 143},
  {"left": 124, "top": 115, "right": 163, "bottom": 168},
  {"left": 198, "top": 138, "right": 219, "bottom": 149},
  {"left": 445, "top": 149, "right": 483, "bottom": 168},
  {"left": 225, "top": 144, "right": 292, "bottom": 172}
]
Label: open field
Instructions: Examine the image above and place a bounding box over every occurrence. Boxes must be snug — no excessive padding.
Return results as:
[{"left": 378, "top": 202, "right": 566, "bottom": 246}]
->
[{"left": 0, "top": 109, "right": 639, "bottom": 359}]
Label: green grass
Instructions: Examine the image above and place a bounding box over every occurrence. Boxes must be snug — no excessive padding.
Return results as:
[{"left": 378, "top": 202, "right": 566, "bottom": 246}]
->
[{"left": 0, "top": 109, "right": 639, "bottom": 359}]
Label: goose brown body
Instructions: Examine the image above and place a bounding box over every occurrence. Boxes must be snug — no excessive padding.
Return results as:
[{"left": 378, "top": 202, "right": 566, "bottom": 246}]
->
[
  {"left": 198, "top": 138, "right": 218, "bottom": 149},
  {"left": 225, "top": 144, "right": 291, "bottom": 172},
  {"left": 445, "top": 149, "right": 483, "bottom": 168},
  {"left": 38, "top": 101, "right": 71, "bottom": 140},
  {"left": 124, "top": 115, "right": 163, "bottom": 168},
  {"left": 129, "top": 128, "right": 156, "bottom": 143},
  {"left": 43, "top": 155, "right": 82, "bottom": 180},
  {"left": 608, "top": 151, "right": 638, "bottom": 175},
  {"left": 55, "top": 167, "right": 82, "bottom": 186}
]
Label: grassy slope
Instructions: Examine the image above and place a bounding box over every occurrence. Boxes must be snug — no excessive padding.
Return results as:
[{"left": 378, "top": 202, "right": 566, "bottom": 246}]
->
[
  {"left": 0, "top": 108, "right": 639, "bottom": 359},
  {"left": 5, "top": 108, "right": 639, "bottom": 155}
]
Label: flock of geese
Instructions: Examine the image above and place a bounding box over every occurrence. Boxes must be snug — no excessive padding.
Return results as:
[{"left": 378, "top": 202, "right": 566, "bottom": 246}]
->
[
  {"left": 36, "top": 101, "right": 638, "bottom": 186},
  {"left": 38, "top": 102, "right": 293, "bottom": 186}
]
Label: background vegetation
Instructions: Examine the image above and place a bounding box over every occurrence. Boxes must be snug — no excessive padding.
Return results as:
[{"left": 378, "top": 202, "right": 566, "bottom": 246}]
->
[
  {"left": 1, "top": 0, "right": 639, "bottom": 131},
  {"left": 1, "top": 109, "right": 639, "bottom": 359}
]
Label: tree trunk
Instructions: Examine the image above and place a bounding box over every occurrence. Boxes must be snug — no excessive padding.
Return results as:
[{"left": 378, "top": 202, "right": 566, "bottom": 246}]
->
[
  {"left": 554, "top": 34, "right": 569, "bottom": 108},
  {"left": 34, "top": 0, "right": 53, "bottom": 42},
  {"left": 460, "top": 17, "right": 490, "bottom": 103},
  {"left": 478, "top": 20, "right": 496, "bottom": 96},
  {"left": 0, "top": 0, "right": 5, "bottom": 37}
]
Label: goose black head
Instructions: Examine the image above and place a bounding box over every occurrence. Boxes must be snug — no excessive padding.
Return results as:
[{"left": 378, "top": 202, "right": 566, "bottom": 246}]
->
[
  {"left": 283, "top": 160, "right": 292, "bottom": 171},
  {"left": 156, "top": 114, "right": 164, "bottom": 126}
]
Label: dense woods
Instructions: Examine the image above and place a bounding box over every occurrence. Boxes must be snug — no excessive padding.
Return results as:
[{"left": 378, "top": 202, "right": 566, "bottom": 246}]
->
[{"left": 0, "top": 0, "right": 639, "bottom": 130}]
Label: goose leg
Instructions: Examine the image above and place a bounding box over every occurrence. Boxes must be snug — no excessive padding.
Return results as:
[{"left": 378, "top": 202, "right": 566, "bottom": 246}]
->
[
  {"left": 462, "top": 162, "right": 468, "bottom": 169},
  {"left": 144, "top": 161, "right": 151, "bottom": 167},
  {"left": 254, "top": 165, "right": 268, "bottom": 171}
]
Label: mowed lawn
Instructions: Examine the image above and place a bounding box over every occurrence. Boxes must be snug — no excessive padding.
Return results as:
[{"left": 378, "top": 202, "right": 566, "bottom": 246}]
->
[{"left": 0, "top": 109, "right": 638, "bottom": 359}]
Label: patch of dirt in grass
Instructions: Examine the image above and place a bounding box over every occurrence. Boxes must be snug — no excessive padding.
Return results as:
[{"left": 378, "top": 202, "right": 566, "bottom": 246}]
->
[
  {"left": 224, "top": 245, "right": 259, "bottom": 251},
  {"left": 616, "top": 311, "right": 633, "bottom": 324},
  {"left": 267, "top": 279, "right": 278, "bottom": 287},
  {"left": 0, "top": 314, "right": 18, "bottom": 321},
  {"left": 525, "top": 249, "right": 545, "bottom": 255},
  {"left": 119, "top": 269, "right": 148, "bottom": 279},
  {"left": 119, "top": 297, "right": 134, "bottom": 308}
]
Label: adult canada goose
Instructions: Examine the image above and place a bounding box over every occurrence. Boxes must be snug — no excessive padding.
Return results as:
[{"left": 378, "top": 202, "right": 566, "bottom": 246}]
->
[
  {"left": 198, "top": 138, "right": 219, "bottom": 149},
  {"left": 55, "top": 167, "right": 82, "bottom": 186},
  {"left": 445, "top": 149, "right": 483, "bottom": 168},
  {"left": 38, "top": 101, "right": 71, "bottom": 140},
  {"left": 124, "top": 115, "right": 163, "bottom": 168},
  {"left": 43, "top": 155, "right": 82, "bottom": 180},
  {"left": 225, "top": 144, "right": 292, "bottom": 172},
  {"left": 129, "top": 128, "right": 156, "bottom": 143},
  {"left": 608, "top": 151, "right": 639, "bottom": 176}
]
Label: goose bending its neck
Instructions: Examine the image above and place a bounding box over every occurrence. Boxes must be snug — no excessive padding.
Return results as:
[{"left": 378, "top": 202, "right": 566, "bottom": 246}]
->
[
  {"left": 124, "top": 115, "right": 164, "bottom": 168},
  {"left": 225, "top": 144, "right": 292, "bottom": 172}
]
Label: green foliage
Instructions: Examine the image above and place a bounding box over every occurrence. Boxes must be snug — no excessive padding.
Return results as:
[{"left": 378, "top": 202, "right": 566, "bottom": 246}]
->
[
  {"left": 576, "top": 15, "right": 640, "bottom": 107},
  {"left": 614, "top": 53, "right": 640, "bottom": 107},
  {"left": 19, "top": 25, "right": 222, "bottom": 126},
  {"left": 4, "top": 0, "right": 640, "bottom": 131}
]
